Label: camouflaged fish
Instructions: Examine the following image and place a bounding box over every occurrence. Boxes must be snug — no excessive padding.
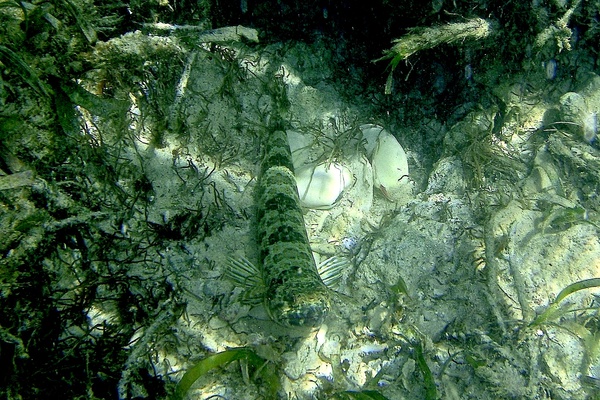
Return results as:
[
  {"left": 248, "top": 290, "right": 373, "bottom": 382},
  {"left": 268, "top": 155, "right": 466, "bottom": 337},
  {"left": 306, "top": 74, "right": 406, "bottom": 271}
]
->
[{"left": 229, "top": 128, "right": 345, "bottom": 328}]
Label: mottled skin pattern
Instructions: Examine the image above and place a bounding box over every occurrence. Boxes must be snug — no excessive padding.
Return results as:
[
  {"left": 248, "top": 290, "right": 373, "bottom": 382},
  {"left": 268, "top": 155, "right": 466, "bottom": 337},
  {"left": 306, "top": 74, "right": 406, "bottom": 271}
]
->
[{"left": 256, "top": 129, "right": 330, "bottom": 327}]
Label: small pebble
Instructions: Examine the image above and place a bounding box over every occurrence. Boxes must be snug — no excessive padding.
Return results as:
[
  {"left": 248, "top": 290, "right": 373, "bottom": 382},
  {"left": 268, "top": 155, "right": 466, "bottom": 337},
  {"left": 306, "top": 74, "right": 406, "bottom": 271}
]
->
[{"left": 545, "top": 59, "right": 557, "bottom": 80}]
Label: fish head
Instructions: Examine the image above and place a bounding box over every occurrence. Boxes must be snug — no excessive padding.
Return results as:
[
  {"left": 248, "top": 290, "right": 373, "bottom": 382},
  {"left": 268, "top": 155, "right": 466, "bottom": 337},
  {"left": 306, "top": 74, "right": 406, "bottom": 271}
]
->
[{"left": 267, "top": 287, "right": 330, "bottom": 328}]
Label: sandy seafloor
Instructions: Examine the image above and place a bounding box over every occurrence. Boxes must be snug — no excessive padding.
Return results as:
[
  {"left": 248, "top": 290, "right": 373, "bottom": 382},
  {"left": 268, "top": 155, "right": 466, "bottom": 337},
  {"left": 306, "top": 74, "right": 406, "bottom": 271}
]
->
[{"left": 103, "top": 32, "right": 600, "bottom": 399}]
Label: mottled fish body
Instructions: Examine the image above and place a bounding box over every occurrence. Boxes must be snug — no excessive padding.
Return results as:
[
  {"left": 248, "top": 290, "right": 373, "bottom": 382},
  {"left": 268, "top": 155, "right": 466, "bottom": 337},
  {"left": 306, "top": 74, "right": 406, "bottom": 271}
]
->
[{"left": 255, "top": 129, "right": 331, "bottom": 327}]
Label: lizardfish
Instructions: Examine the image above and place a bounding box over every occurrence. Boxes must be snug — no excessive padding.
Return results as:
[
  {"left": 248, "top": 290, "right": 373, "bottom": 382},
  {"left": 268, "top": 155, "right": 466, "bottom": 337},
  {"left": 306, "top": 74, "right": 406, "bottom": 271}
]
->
[{"left": 228, "top": 127, "right": 345, "bottom": 327}]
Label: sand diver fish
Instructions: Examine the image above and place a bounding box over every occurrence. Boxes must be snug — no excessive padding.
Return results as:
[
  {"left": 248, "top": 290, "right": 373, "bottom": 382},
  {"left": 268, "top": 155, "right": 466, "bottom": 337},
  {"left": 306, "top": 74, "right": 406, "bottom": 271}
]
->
[{"left": 228, "top": 124, "right": 345, "bottom": 328}]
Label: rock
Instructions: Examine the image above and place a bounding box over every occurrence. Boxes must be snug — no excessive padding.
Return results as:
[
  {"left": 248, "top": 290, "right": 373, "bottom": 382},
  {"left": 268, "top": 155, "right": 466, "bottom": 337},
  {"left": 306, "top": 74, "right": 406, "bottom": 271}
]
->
[
  {"left": 359, "top": 124, "right": 384, "bottom": 157},
  {"left": 346, "top": 154, "right": 374, "bottom": 213},
  {"left": 425, "top": 156, "right": 466, "bottom": 195},
  {"left": 558, "top": 74, "right": 600, "bottom": 143},
  {"left": 559, "top": 92, "right": 588, "bottom": 134},
  {"left": 287, "top": 130, "right": 313, "bottom": 170},
  {"left": 295, "top": 162, "right": 352, "bottom": 209},
  {"left": 361, "top": 124, "right": 411, "bottom": 202}
]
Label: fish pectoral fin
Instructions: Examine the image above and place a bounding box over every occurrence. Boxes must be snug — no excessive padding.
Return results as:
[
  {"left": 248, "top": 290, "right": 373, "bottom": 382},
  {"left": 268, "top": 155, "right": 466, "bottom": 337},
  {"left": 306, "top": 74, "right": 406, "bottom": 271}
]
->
[
  {"left": 317, "top": 256, "right": 349, "bottom": 290},
  {"left": 239, "top": 287, "right": 265, "bottom": 306},
  {"left": 227, "top": 256, "right": 263, "bottom": 289},
  {"left": 227, "top": 256, "right": 265, "bottom": 305}
]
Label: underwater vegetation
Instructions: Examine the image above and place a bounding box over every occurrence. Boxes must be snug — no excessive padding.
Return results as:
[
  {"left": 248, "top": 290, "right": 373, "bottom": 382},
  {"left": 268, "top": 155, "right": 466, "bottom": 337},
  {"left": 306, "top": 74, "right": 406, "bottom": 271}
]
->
[
  {"left": 375, "top": 17, "right": 495, "bottom": 95},
  {"left": 173, "top": 340, "right": 439, "bottom": 400},
  {"left": 2, "top": 0, "right": 600, "bottom": 398},
  {"left": 174, "top": 347, "right": 279, "bottom": 400}
]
